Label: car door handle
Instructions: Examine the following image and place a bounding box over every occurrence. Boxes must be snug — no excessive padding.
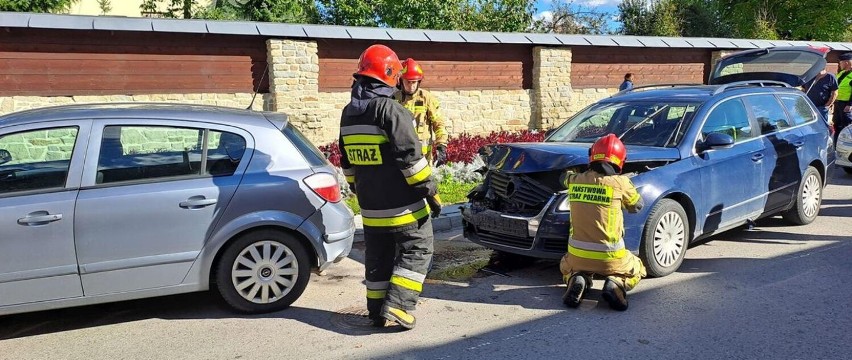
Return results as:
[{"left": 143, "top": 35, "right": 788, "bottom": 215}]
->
[
  {"left": 17, "top": 212, "right": 63, "bottom": 226},
  {"left": 179, "top": 196, "right": 217, "bottom": 209},
  {"left": 751, "top": 153, "right": 765, "bottom": 162},
  {"left": 792, "top": 141, "right": 805, "bottom": 149}
]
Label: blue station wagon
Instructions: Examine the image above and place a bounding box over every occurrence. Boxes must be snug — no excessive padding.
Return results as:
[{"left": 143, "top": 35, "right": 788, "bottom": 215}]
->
[
  {"left": 0, "top": 104, "right": 354, "bottom": 316},
  {"left": 462, "top": 47, "right": 836, "bottom": 277}
]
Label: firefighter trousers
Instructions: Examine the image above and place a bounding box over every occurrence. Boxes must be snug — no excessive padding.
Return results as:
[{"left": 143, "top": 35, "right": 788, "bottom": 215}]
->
[
  {"left": 561, "top": 252, "right": 646, "bottom": 291},
  {"left": 364, "top": 218, "right": 434, "bottom": 316}
]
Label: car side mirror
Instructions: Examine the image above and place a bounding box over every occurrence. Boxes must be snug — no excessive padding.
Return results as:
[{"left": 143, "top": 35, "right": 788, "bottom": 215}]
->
[
  {"left": 0, "top": 149, "right": 11, "bottom": 165},
  {"left": 699, "top": 132, "right": 735, "bottom": 152}
]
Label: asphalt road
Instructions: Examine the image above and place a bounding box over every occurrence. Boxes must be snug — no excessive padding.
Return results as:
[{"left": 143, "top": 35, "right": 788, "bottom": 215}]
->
[{"left": 2, "top": 172, "right": 852, "bottom": 360}]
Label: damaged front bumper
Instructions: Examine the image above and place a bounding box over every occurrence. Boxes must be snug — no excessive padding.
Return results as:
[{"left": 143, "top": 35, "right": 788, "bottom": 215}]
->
[{"left": 462, "top": 195, "right": 570, "bottom": 259}]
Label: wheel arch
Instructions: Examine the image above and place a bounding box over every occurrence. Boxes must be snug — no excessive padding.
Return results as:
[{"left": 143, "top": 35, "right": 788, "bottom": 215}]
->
[
  {"left": 808, "top": 159, "right": 826, "bottom": 187},
  {"left": 190, "top": 211, "right": 324, "bottom": 289},
  {"left": 661, "top": 191, "right": 697, "bottom": 243},
  {"left": 208, "top": 225, "right": 319, "bottom": 287}
]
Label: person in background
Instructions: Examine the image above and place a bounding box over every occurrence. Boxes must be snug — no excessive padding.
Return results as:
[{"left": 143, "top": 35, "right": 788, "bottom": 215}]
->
[
  {"left": 394, "top": 58, "right": 449, "bottom": 167},
  {"left": 805, "top": 66, "right": 838, "bottom": 123},
  {"left": 832, "top": 53, "right": 852, "bottom": 141},
  {"left": 619, "top": 73, "right": 634, "bottom": 91}
]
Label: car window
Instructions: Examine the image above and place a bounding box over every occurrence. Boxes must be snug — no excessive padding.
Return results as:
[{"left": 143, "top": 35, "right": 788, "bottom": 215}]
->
[
  {"left": 97, "top": 125, "right": 204, "bottom": 184},
  {"left": 206, "top": 130, "right": 247, "bottom": 176},
  {"left": 778, "top": 94, "right": 816, "bottom": 126},
  {"left": 701, "top": 98, "right": 754, "bottom": 143},
  {"left": 283, "top": 123, "right": 328, "bottom": 167},
  {"left": 745, "top": 95, "right": 793, "bottom": 134},
  {"left": 0, "top": 127, "right": 78, "bottom": 195}
]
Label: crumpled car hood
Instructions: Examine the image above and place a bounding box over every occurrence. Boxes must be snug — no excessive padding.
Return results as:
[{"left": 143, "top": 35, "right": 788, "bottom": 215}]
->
[{"left": 481, "top": 142, "right": 681, "bottom": 174}]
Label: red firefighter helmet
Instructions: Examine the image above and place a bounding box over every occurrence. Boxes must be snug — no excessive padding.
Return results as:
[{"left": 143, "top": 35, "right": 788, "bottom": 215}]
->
[
  {"left": 401, "top": 58, "right": 424, "bottom": 81},
  {"left": 589, "top": 134, "right": 627, "bottom": 170},
  {"left": 356, "top": 44, "right": 403, "bottom": 87}
]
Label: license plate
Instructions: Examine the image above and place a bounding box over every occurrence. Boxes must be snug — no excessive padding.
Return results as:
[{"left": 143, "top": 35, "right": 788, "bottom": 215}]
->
[{"left": 473, "top": 211, "right": 528, "bottom": 237}]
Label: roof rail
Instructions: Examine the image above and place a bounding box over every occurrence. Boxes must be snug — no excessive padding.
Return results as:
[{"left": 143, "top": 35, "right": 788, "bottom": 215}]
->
[
  {"left": 712, "top": 80, "right": 791, "bottom": 95},
  {"left": 611, "top": 83, "right": 704, "bottom": 97}
]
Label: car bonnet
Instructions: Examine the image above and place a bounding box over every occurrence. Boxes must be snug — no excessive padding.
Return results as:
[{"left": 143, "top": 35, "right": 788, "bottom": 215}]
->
[{"left": 480, "top": 142, "right": 681, "bottom": 174}]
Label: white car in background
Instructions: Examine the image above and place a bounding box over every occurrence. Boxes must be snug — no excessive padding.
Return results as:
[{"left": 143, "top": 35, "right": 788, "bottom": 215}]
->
[{"left": 836, "top": 126, "right": 852, "bottom": 174}]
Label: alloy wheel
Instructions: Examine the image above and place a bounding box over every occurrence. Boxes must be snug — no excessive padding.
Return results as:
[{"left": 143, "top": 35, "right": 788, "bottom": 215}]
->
[
  {"left": 802, "top": 173, "right": 821, "bottom": 219},
  {"left": 231, "top": 240, "right": 299, "bottom": 304},
  {"left": 653, "top": 211, "right": 686, "bottom": 268}
]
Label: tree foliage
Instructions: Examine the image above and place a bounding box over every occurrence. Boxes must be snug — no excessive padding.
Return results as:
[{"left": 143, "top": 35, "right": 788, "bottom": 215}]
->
[
  {"left": 619, "top": 0, "right": 852, "bottom": 41},
  {"left": 315, "top": 0, "right": 534, "bottom": 32},
  {"left": 0, "top": 0, "right": 77, "bottom": 12},
  {"left": 718, "top": 0, "right": 852, "bottom": 41},
  {"left": 531, "top": 0, "right": 608, "bottom": 34}
]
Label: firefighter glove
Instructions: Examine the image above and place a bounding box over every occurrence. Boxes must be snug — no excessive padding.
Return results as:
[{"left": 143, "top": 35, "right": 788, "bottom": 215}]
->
[
  {"left": 427, "top": 195, "right": 442, "bottom": 218},
  {"left": 435, "top": 144, "right": 448, "bottom": 167}
]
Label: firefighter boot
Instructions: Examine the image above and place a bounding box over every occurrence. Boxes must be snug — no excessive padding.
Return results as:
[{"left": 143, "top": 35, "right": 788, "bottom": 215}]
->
[
  {"left": 562, "top": 273, "right": 591, "bottom": 308},
  {"left": 382, "top": 305, "right": 416, "bottom": 330},
  {"left": 602, "top": 278, "right": 629, "bottom": 311},
  {"left": 369, "top": 315, "right": 386, "bottom": 328}
]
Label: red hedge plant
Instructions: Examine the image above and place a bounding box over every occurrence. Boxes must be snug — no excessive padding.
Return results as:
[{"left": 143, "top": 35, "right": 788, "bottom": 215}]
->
[{"left": 318, "top": 129, "right": 545, "bottom": 167}]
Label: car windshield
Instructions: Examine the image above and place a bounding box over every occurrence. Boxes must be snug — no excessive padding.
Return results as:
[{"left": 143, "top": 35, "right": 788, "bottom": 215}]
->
[{"left": 545, "top": 101, "right": 701, "bottom": 147}]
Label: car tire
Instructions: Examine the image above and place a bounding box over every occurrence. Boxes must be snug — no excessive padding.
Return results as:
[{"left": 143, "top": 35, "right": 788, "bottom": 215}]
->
[
  {"left": 782, "top": 166, "right": 822, "bottom": 225},
  {"left": 639, "top": 199, "right": 689, "bottom": 278},
  {"left": 843, "top": 166, "right": 852, "bottom": 175},
  {"left": 214, "top": 229, "right": 311, "bottom": 314}
]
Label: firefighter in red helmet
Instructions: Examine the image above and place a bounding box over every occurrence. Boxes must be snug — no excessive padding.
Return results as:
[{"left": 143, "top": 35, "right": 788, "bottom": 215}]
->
[
  {"left": 394, "top": 58, "right": 449, "bottom": 166},
  {"left": 338, "top": 44, "right": 440, "bottom": 329},
  {"left": 559, "top": 133, "right": 646, "bottom": 311}
]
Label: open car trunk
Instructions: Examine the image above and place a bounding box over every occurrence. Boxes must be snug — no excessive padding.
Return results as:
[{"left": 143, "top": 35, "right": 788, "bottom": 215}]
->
[{"left": 709, "top": 46, "right": 828, "bottom": 87}]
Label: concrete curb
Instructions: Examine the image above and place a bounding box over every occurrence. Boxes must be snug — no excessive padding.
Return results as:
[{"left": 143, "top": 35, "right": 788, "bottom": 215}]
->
[{"left": 354, "top": 203, "right": 466, "bottom": 235}]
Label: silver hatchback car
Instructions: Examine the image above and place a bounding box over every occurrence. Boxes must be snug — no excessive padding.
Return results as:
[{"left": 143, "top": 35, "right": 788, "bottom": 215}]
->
[{"left": 0, "top": 103, "right": 354, "bottom": 316}]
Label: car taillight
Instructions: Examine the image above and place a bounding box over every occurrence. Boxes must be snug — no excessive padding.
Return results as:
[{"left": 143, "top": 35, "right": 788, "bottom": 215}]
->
[{"left": 303, "top": 172, "right": 342, "bottom": 203}]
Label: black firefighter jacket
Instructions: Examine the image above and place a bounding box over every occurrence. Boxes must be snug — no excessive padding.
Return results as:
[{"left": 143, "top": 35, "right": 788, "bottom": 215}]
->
[{"left": 338, "top": 77, "right": 437, "bottom": 232}]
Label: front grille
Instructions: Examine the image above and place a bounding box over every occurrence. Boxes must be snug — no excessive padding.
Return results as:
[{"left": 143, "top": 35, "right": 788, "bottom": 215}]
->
[
  {"left": 541, "top": 237, "right": 568, "bottom": 253},
  {"left": 477, "top": 230, "right": 534, "bottom": 250},
  {"left": 488, "top": 172, "right": 554, "bottom": 209}
]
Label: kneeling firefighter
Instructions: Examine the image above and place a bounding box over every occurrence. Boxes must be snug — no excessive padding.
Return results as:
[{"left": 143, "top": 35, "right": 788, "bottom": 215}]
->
[
  {"left": 338, "top": 44, "right": 441, "bottom": 330},
  {"left": 559, "top": 134, "right": 646, "bottom": 311}
]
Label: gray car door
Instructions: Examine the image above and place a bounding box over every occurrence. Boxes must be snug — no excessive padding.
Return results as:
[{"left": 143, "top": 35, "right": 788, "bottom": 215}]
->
[
  {"left": 0, "top": 121, "right": 90, "bottom": 307},
  {"left": 73, "top": 120, "right": 252, "bottom": 296}
]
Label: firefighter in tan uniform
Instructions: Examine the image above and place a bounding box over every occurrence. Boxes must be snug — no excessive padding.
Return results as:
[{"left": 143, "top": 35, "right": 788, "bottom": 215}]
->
[
  {"left": 393, "top": 58, "right": 449, "bottom": 166},
  {"left": 560, "top": 134, "right": 646, "bottom": 311}
]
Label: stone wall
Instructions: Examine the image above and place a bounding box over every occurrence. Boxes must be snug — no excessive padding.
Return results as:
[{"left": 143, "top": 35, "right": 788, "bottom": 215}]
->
[
  {"left": 267, "top": 39, "right": 535, "bottom": 146},
  {"left": 266, "top": 39, "right": 325, "bottom": 140},
  {"left": 567, "top": 88, "right": 620, "bottom": 115},
  {"left": 533, "top": 47, "right": 573, "bottom": 130},
  {"left": 295, "top": 90, "right": 535, "bottom": 147}
]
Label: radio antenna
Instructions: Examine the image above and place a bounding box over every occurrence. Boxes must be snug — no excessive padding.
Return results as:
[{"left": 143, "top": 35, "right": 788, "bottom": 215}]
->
[{"left": 247, "top": 62, "right": 270, "bottom": 110}]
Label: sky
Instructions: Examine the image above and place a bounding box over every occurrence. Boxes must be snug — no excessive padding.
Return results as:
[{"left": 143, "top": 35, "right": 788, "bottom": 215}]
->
[{"left": 533, "top": 0, "right": 624, "bottom": 31}]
